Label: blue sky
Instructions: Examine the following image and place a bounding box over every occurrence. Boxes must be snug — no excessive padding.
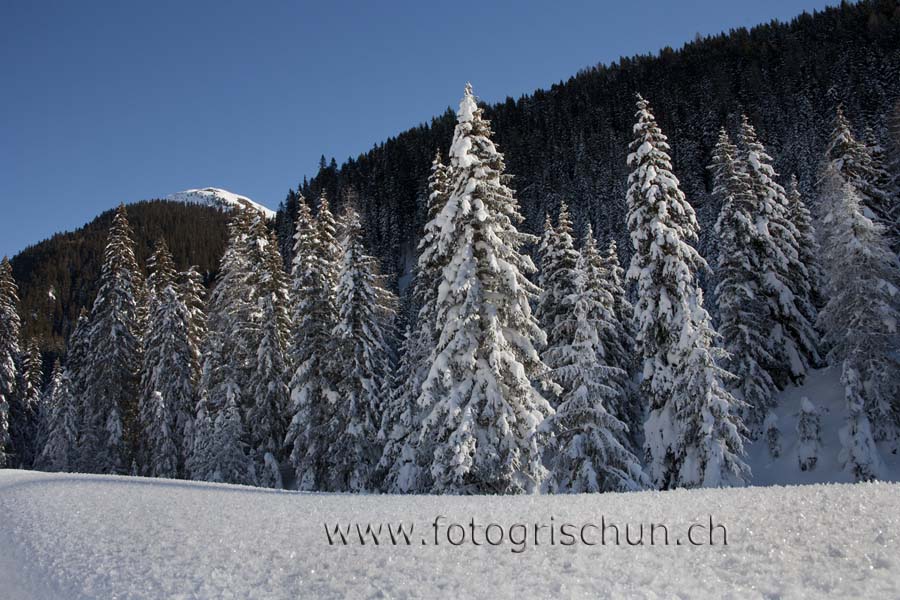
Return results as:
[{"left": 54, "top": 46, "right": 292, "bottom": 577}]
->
[{"left": 1, "top": 0, "right": 839, "bottom": 258}]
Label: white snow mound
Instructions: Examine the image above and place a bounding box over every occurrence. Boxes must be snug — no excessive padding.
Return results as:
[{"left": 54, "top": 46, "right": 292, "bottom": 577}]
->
[
  {"left": 1, "top": 470, "right": 898, "bottom": 599},
  {"left": 168, "top": 188, "right": 276, "bottom": 219}
]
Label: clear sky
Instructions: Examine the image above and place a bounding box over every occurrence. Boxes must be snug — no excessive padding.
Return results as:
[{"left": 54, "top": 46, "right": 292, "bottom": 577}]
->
[{"left": 1, "top": 0, "right": 840, "bottom": 258}]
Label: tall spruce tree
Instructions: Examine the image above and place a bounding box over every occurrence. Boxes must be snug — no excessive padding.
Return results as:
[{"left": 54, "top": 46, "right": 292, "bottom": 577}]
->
[
  {"left": 536, "top": 203, "right": 581, "bottom": 382},
  {"left": 738, "top": 116, "right": 819, "bottom": 385},
  {"left": 324, "top": 207, "right": 396, "bottom": 491},
  {"left": 35, "top": 360, "right": 77, "bottom": 472},
  {"left": 378, "top": 150, "right": 452, "bottom": 493},
  {"left": 711, "top": 129, "right": 778, "bottom": 436},
  {"left": 827, "top": 106, "right": 897, "bottom": 241},
  {"left": 139, "top": 283, "right": 196, "bottom": 476},
  {"left": 146, "top": 239, "right": 177, "bottom": 302},
  {"left": 285, "top": 195, "right": 342, "bottom": 490},
  {"left": 786, "top": 175, "right": 824, "bottom": 310},
  {"left": 192, "top": 209, "right": 256, "bottom": 483},
  {"left": 413, "top": 84, "right": 553, "bottom": 495},
  {"left": 541, "top": 237, "right": 648, "bottom": 493},
  {"left": 626, "top": 95, "right": 748, "bottom": 489},
  {"left": 12, "top": 338, "right": 43, "bottom": 467},
  {"left": 80, "top": 204, "right": 144, "bottom": 474},
  {"left": 0, "top": 257, "right": 20, "bottom": 467},
  {"left": 569, "top": 229, "right": 639, "bottom": 442},
  {"left": 817, "top": 166, "right": 900, "bottom": 440}
]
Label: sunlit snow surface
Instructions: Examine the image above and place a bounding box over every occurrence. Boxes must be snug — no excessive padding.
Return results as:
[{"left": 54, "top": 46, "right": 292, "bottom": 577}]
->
[
  {"left": 1, "top": 470, "right": 899, "bottom": 599},
  {"left": 168, "top": 188, "right": 276, "bottom": 219}
]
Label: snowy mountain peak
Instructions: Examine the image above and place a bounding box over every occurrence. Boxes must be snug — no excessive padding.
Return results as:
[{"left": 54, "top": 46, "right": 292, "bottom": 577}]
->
[{"left": 168, "top": 187, "right": 276, "bottom": 219}]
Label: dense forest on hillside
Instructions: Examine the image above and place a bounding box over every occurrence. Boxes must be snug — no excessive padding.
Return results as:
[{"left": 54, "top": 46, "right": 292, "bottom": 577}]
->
[
  {"left": 10, "top": 201, "right": 228, "bottom": 355},
  {"left": 276, "top": 0, "right": 900, "bottom": 290}
]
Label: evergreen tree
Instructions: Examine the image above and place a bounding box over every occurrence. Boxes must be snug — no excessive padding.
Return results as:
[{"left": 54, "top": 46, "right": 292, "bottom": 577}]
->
[
  {"left": 146, "top": 239, "right": 177, "bottom": 302},
  {"left": 146, "top": 391, "right": 178, "bottom": 479},
  {"left": 80, "top": 204, "right": 144, "bottom": 474},
  {"left": 711, "top": 129, "right": 778, "bottom": 436},
  {"left": 838, "top": 362, "right": 884, "bottom": 482},
  {"left": 594, "top": 234, "right": 640, "bottom": 437},
  {"left": 626, "top": 95, "right": 748, "bottom": 489},
  {"left": 192, "top": 209, "right": 260, "bottom": 483},
  {"left": 413, "top": 84, "right": 553, "bottom": 495},
  {"left": 206, "top": 395, "right": 255, "bottom": 486},
  {"left": 796, "top": 397, "right": 820, "bottom": 471},
  {"left": 536, "top": 203, "right": 580, "bottom": 362},
  {"left": 12, "top": 338, "right": 43, "bottom": 467},
  {"left": 738, "top": 116, "right": 819, "bottom": 385},
  {"left": 378, "top": 150, "right": 452, "bottom": 493},
  {"left": 285, "top": 195, "right": 342, "bottom": 490},
  {"left": 541, "top": 258, "right": 648, "bottom": 493},
  {"left": 324, "top": 207, "right": 396, "bottom": 491},
  {"left": 763, "top": 411, "right": 781, "bottom": 459},
  {"left": 817, "top": 166, "right": 900, "bottom": 439},
  {"left": 177, "top": 265, "right": 206, "bottom": 458},
  {"left": 786, "top": 175, "right": 824, "bottom": 310},
  {"left": 246, "top": 294, "right": 289, "bottom": 485},
  {"left": 138, "top": 284, "right": 196, "bottom": 476},
  {"left": 827, "top": 106, "right": 896, "bottom": 240},
  {"left": 35, "top": 360, "right": 78, "bottom": 472},
  {"left": 0, "top": 257, "right": 20, "bottom": 467}
]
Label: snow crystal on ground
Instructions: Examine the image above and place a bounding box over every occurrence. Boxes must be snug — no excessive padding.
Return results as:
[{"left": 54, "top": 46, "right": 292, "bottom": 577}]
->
[{"left": 1, "top": 470, "right": 898, "bottom": 599}]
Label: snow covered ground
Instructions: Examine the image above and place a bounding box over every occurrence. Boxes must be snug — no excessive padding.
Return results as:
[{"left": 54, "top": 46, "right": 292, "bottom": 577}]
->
[
  {"left": 1, "top": 470, "right": 899, "bottom": 599},
  {"left": 746, "top": 366, "right": 900, "bottom": 485}
]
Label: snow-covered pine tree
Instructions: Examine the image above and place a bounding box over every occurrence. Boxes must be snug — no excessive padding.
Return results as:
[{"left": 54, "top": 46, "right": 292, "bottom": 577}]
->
[
  {"left": 536, "top": 203, "right": 581, "bottom": 379},
  {"left": 738, "top": 116, "right": 819, "bottom": 385},
  {"left": 827, "top": 106, "right": 896, "bottom": 241},
  {"left": 245, "top": 227, "right": 291, "bottom": 487},
  {"left": 541, "top": 257, "right": 649, "bottom": 493},
  {"left": 323, "top": 207, "right": 396, "bottom": 492},
  {"left": 146, "top": 391, "right": 178, "bottom": 478},
  {"left": 626, "top": 95, "right": 748, "bottom": 489},
  {"left": 796, "top": 397, "right": 820, "bottom": 471},
  {"left": 285, "top": 195, "right": 342, "bottom": 490},
  {"left": 838, "top": 362, "right": 884, "bottom": 482},
  {"left": 11, "top": 338, "right": 43, "bottom": 467},
  {"left": 64, "top": 308, "right": 92, "bottom": 470},
  {"left": 763, "top": 411, "right": 781, "bottom": 459},
  {"left": 191, "top": 208, "right": 256, "bottom": 482},
  {"left": 817, "top": 166, "right": 900, "bottom": 440},
  {"left": 861, "top": 126, "right": 898, "bottom": 250},
  {"left": 146, "top": 239, "right": 177, "bottom": 302},
  {"left": 206, "top": 394, "right": 255, "bottom": 486},
  {"left": 595, "top": 235, "right": 641, "bottom": 438},
  {"left": 786, "top": 175, "right": 824, "bottom": 310},
  {"left": 378, "top": 150, "right": 452, "bottom": 493},
  {"left": 80, "top": 204, "right": 144, "bottom": 474},
  {"left": 35, "top": 360, "right": 78, "bottom": 472},
  {"left": 711, "top": 129, "right": 778, "bottom": 436},
  {"left": 178, "top": 266, "right": 207, "bottom": 362},
  {"left": 413, "top": 84, "right": 553, "bottom": 495},
  {"left": 176, "top": 265, "right": 206, "bottom": 459},
  {"left": 138, "top": 284, "right": 196, "bottom": 476},
  {"left": 246, "top": 293, "right": 289, "bottom": 487},
  {"left": 0, "top": 257, "right": 20, "bottom": 467}
]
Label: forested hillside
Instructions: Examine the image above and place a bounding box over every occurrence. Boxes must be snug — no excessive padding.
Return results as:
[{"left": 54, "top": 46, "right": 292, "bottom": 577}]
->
[
  {"left": 275, "top": 0, "right": 900, "bottom": 286},
  {"left": 10, "top": 201, "right": 228, "bottom": 356}
]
